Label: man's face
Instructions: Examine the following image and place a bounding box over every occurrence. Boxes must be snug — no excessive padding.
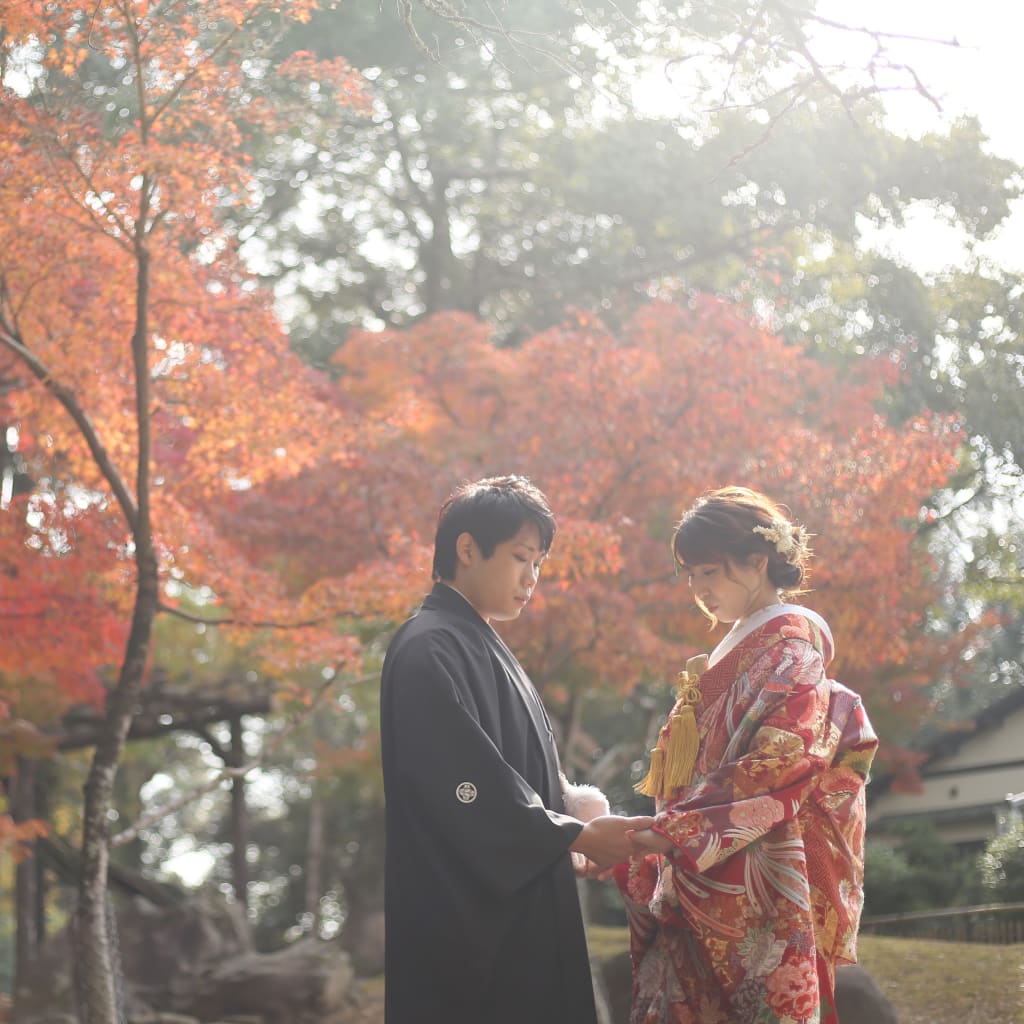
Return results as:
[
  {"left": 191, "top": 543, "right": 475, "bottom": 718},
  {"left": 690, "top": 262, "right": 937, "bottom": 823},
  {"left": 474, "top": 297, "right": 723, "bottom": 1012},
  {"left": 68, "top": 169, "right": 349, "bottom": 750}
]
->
[{"left": 454, "top": 522, "right": 546, "bottom": 623}]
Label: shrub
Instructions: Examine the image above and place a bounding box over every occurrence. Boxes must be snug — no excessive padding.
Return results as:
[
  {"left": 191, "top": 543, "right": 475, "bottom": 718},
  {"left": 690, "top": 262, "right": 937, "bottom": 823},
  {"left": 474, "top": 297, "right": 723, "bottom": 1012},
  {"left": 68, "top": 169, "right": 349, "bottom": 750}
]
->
[
  {"left": 863, "top": 820, "right": 979, "bottom": 914},
  {"left": 979, "top": 822, "right": 1024, "bottom": 902}
]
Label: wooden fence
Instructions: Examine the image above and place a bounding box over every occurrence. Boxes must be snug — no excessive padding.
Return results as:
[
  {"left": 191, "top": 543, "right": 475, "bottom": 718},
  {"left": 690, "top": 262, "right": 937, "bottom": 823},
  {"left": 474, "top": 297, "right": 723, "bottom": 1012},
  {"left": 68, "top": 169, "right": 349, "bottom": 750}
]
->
[{"left": 860, "top": 901, "right": 1024, "bottom": 944}]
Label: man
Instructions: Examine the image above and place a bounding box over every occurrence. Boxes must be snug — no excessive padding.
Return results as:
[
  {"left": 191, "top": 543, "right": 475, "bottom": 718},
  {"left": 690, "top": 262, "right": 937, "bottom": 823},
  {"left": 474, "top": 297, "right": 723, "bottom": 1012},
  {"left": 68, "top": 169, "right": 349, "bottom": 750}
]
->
[{"left": 380, "top": 475, "right": 653, "bottom": 1024}]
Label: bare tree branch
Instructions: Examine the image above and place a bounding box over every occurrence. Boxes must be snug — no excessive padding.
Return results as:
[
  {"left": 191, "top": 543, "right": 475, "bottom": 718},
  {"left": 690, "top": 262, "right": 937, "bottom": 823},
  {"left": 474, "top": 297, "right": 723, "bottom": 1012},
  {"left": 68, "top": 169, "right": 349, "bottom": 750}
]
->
[{"left": 0, "top": 310, "right": 140, "bottom": 534}]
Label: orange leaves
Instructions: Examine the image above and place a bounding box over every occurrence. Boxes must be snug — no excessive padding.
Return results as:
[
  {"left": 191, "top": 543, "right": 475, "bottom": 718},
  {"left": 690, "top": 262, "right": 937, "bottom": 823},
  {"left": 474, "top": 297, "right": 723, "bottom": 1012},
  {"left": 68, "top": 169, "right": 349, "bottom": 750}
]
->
[
  {"left": 372, "top": 302, "right": 959, "bottom": 717},
  {"left": 0, "top": 2, "right": 37, "bottom": 41},
  {"left": 306, "top": 545, "right": 434, "bottom": 626},
  {"left": 228, "top": 299, "right": 963, "bottom": 725},
  {"left": 541, "top": 518, "right": 624, "bottom": 586},
  {"left": 0, "top": 503, "right": 123, "bottom": 716},
  {"left": 0, "top": 2, "right": 380, "bottom": 723},
  {"left": 0, "top": 814, "right": 49, "bottom": 863},
  {"left": 781, "top": 413, "right": 963, "bottom": 680},
  {"left": 278, "top": 51, "right": 373, "bottom": 114},
  {"left": 334, "top": 313, "right": 510, "bottom": 448},
  {"left": 1, "top": 2, "right": 371, "bottom": 260}
]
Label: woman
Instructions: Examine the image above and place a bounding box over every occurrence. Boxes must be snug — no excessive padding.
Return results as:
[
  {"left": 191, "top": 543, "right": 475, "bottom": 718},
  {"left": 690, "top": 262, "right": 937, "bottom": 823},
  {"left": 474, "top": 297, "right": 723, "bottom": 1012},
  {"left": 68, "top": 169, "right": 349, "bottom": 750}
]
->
[{"left": 617, "top": 486, "right": 878, "bottom": 1024}]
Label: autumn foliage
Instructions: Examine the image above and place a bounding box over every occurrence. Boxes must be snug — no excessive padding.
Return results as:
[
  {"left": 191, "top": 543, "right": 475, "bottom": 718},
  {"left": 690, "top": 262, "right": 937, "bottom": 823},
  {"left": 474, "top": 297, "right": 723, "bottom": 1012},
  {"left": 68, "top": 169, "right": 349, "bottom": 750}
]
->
[
  {"left": 0, "top": 1, "right": 370, "bottom": 880},
  {"left": 217, "top": 299, "right": 964, "bottom": 781},
  {"left": 1, "top": 3, "right": 961, "bottom": 869}
]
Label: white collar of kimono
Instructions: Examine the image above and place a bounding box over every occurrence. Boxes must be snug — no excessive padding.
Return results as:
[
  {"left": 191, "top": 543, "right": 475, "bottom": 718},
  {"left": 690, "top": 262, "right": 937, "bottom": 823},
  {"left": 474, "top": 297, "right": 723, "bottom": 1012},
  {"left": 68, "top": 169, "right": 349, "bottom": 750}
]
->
[{"left": 708, "top": 603, "right": 833, "bottom": 669}]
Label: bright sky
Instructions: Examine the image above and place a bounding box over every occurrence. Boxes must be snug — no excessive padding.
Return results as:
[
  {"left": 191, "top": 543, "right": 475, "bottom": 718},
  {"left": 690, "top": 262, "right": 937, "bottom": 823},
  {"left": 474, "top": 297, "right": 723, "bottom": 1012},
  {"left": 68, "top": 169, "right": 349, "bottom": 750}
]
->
[
  {"left": 814, "top": 0, "right": 1024, "bottom": 272},
  {"left": 815, "top": 0, "right": 1023, "bottom": 145}
]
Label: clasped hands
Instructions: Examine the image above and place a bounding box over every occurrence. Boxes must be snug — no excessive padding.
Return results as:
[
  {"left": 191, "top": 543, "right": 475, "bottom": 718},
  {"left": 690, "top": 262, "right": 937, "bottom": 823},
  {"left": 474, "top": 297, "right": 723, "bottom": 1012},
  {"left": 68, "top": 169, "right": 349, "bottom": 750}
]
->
[{"left": 569, "top": 815, "right": 674, "bottom": 877}]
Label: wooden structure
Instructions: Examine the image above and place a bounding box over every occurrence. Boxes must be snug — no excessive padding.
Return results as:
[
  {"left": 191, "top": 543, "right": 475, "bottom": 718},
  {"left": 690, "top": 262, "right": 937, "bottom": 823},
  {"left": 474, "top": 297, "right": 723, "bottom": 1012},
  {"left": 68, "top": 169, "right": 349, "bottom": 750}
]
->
[{"left": 867, "top": 686, "right": 1024, "bottom": 848}]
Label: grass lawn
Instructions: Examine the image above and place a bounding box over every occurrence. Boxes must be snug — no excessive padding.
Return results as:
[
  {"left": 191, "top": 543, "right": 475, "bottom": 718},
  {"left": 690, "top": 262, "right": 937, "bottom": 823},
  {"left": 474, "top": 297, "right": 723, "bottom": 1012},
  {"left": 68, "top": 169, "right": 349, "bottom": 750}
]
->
[
  {"left": 587, "top": 926, "right": 1024, "bottom": 1024},
  {"left": 857, "top": 934, "right": 1024, "bottom": 1024}
]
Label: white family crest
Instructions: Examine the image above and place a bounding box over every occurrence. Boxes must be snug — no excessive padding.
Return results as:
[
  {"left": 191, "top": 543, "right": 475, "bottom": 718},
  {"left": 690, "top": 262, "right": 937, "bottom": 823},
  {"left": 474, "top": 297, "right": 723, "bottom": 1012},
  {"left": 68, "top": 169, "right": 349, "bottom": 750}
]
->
[{"left": 455, "top": 781, "right": 478, "bottom": 804}]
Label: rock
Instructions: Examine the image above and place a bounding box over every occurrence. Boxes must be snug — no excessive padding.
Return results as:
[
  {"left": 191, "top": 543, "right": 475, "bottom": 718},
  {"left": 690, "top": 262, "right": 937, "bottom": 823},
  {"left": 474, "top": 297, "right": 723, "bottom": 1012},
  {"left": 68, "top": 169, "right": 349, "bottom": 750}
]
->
[
  {"left": 182, "top": 937, "right": 355, "bottom": 1024},
  {"left": 116, "top": 895, "right": 250, "bottom": 1012},
  {"left": 14, "top": 897, "right": 353, "bottom": 1024},
  {"left": 340, "top": 910, "right": 386, "bottom": 978},
  {"left": 834, "top": 964, "right": 899, "bottom": 1024}
]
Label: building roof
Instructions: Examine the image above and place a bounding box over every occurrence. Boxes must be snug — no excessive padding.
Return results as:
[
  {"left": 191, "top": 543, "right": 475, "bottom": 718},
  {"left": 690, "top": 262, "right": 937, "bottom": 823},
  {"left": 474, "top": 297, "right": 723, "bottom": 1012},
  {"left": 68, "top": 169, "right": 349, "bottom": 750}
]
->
[{"left": 869, "top": 683, "right": 1024, "bottom": 801}]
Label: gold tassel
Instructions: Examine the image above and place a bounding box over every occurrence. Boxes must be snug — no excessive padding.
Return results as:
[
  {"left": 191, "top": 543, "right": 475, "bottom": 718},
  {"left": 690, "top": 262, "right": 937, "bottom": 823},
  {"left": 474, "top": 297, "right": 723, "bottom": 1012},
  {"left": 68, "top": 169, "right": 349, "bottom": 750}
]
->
[
  {"left": 635, "top": 654, "right": 707, "bottom": 800},
  {"left": 634, "top": 745, "right": 665, "bottom": 798},
  {"left": 662, "top": 702, "right": 700, "bottom": 792}
]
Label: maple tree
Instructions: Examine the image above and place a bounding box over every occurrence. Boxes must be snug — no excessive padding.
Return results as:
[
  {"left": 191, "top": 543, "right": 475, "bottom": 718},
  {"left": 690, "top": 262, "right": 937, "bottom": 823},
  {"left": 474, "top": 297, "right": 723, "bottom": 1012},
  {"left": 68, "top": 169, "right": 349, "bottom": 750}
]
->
[
  {"left": 2, "top": 265, "right": 965, "bottom": 1001},
  {"left": 246, "top": 3, "right": 1024, "bottom": 735},
  {"left": 240, "top": 0, "right": 1024, "bottom": 741},
  {"left": 224, "top": 297, "right": 966, "bottom": 785},
  {"left": 0, "top": 2, "right": 370, "bottom": 1019}
]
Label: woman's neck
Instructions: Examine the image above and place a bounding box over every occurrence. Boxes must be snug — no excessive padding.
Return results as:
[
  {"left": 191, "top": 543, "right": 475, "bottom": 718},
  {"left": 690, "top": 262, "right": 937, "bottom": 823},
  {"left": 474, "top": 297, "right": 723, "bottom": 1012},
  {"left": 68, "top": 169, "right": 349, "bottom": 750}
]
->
[{"left": 738, "top": 589, "right": 782, "bottom": 626}]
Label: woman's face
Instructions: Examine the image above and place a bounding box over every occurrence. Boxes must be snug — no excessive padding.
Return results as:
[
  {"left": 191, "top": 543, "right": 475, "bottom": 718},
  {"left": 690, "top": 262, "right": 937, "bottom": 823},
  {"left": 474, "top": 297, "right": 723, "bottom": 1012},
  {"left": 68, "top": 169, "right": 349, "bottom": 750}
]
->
[{"left": 683, "top": 555, "right": 775, "bottom": 624}]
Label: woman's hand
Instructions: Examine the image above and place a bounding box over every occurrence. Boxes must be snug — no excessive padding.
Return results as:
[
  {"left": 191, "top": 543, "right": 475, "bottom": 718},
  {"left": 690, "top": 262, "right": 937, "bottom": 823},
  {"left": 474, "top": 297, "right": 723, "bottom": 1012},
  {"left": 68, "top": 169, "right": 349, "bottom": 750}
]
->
[
  {"left": 570, "top": 814, "right": 657, "bottom": 868},
  {"left": 629, "top": 827, "right": 674, "bottom": 855}
]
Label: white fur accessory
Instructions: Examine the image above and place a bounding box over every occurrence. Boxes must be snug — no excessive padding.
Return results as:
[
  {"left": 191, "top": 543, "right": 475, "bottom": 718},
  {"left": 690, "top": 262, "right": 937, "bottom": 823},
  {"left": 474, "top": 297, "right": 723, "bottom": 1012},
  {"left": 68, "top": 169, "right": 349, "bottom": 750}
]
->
[
  {"left": 561, "top": 776, "right": 611, "bottom": 875},
  {"left": 560, "top": 776, "right": 610, "bottom": 821}
]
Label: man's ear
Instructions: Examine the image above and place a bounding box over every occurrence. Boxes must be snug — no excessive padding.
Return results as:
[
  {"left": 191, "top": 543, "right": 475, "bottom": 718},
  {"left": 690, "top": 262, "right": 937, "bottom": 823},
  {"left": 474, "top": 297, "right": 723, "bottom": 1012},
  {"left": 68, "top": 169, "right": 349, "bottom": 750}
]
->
[{"left": 455, "top": 531, "right": 478, "bottom": 569}]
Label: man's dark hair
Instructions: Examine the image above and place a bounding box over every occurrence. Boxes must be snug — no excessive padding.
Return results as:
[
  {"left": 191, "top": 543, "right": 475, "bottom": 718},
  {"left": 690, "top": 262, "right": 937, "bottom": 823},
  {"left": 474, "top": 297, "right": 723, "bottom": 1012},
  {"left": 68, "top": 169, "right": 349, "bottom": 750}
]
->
[{"left": 432, "top": 475, "right": 556, "bottom": 581}]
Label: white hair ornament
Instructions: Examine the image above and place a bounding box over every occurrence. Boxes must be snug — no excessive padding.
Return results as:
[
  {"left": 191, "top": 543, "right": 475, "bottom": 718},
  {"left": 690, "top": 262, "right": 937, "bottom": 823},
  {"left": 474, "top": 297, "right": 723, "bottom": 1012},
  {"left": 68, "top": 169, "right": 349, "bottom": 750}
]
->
[{"left": 752, "top": 519, "right": 801, "bottom": 561}]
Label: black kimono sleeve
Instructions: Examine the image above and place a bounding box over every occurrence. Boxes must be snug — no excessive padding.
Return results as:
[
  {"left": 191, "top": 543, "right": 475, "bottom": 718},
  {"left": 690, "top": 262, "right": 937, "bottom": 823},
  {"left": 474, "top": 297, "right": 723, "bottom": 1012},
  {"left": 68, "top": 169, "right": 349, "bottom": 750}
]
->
[{"left": 387, "top": 628, "right": 582, "bottom": 896}]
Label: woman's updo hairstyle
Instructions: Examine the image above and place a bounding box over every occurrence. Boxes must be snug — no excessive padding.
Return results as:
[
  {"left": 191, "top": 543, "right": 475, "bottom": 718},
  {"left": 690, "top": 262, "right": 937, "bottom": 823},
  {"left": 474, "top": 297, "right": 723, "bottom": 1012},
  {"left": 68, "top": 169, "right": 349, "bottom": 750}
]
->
[{"left": 672, "top": 485, "right": 812, "bottom": 595}]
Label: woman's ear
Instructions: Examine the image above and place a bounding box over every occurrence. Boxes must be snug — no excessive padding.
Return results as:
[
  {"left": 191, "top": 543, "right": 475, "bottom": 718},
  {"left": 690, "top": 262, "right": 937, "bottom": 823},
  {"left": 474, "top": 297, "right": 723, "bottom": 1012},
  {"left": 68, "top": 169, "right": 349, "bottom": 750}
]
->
[{"left": 748, "top": 552, "right": 769, "bottom": 575}]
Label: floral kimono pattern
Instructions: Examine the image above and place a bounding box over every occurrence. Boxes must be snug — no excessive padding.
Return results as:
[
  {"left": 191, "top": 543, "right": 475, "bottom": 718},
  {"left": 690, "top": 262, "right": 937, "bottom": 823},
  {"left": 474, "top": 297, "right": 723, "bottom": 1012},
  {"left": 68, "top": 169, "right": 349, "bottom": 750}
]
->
[{"left": 616, "top": 611, "right": 877, "bottom": 1024}]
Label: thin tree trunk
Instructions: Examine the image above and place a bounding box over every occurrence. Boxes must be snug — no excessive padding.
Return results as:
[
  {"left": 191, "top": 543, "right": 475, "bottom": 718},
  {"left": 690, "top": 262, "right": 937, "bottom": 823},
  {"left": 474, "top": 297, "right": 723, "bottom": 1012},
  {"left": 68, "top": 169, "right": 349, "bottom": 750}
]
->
[
  {"left": 561, "top": 687, "right": 584, "bottom": 779},
  {"left": 35, "top": 761, "right": 50, "bottom": 945},
  {"left": 75, "top": 565, "right": 159, "bottom": 1024},
  {"left": 228, "top": 714, "right": 250, "bottom": 916},
  {"left": 12, "top": 758, "right": 39, "bottom": 999},
  {"left": 305, "top": 782, "right": 325, "bottom": 936},
  {"left": 73, "top": 233, "right": 157, "bottom": 1024}
]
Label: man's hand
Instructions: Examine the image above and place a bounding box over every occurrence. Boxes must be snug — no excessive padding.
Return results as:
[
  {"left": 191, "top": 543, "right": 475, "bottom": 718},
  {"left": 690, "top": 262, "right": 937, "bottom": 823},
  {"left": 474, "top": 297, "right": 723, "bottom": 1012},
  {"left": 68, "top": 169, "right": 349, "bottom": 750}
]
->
[{"left": 570, "top": 814, "right": 656, "bottom": 869}]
